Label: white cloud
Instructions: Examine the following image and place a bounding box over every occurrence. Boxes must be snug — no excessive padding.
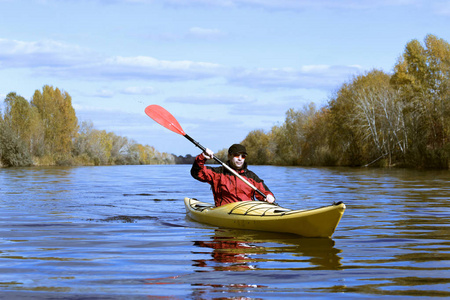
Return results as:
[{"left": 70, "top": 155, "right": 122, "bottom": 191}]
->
[
  {"left": 80, "top": 86, "right": 157, "bottom": 99},
  {"left": 133, "top": 0, "right": 420, "bottom": 10},
  {"left": 228, "top": 65, "right": 363, "bottom": 90},
  {"left": 433, "top": 1, "right": 450, "bottom": 16},
  {"left": 0, "top": 38, "right": 98, "bottom": 68},
  {"left": 40, "top": 0, "right": 421, "bottom": 10},
  {"left": 92, "top": 89, "right": 115, "bottom": 98},
  {"left": 0, "top": 38, "right": 224, "bottom": 80},
  {"left": 188, "top": 27, "right": 226, "bottom": 39},
  {"left": 166, "top": 94, "right": 255, "bottom": 105},
  {"left": 0, "top": 37, "right": 364, "bottom": 91},
  {"left": 48, "top": 55, "right": 225, "bottom": 81},
  {"left": 121, "top": 86, "right": 157, "bottom": 95}
]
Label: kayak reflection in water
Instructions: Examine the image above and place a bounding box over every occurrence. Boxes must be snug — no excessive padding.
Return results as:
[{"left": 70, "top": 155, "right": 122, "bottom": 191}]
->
[
  {"left": 194, "top": 229, "right": 343, "bottom": 271},
  {"left": 191, "top": 144, "right": 276, "bottom": 207},
  {"left": 193, "top": 236, "right": 262, "bottom": 271}
]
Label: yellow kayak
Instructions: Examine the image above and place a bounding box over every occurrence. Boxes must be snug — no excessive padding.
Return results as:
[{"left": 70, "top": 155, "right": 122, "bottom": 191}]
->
[{"left": 184, "top": 197, "right": 346, "bottom": 238}]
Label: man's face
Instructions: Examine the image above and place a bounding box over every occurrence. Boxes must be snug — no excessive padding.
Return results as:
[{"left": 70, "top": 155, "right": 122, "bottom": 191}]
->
[{"left": 228, "top": 153, "right": 246, "bottom": 170}]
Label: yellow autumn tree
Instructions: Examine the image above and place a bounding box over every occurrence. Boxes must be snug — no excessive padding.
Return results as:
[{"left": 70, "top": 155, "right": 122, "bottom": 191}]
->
[
  {"left": 3, "top": 92, "right": 44, "bottom": 156},
  {"left": 241, "top": 129, "right": 274, "bottom": 165},
  {"left": 391, "top": 34, "right": 450, "bottom": 168},
  {"left": 31, "top": 85, "right": 78, "bottom": 162}
]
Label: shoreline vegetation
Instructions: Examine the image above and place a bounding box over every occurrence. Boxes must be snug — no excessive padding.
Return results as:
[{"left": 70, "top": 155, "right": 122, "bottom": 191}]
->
[{"left": 1, "top": 35, "right": 449, "bottom": 169}]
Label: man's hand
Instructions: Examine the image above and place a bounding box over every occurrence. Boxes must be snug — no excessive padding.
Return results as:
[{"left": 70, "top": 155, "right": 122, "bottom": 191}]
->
[
  {"left": 202, "top": 148, "right": 214, "bottom": 160},
  {"left": 265, "top": 194, "right": 275, "bottom": 204}
]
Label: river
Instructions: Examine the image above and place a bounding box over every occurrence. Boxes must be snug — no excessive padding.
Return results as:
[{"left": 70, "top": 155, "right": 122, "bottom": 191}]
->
[{"left": 0, "top": 165, "right": 448, "bottom": 299}]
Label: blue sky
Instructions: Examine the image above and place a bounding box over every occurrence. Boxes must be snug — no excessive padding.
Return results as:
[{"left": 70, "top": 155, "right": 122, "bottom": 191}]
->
[{"left": 1, "top": 0, "right": 449, "bottom": 155}]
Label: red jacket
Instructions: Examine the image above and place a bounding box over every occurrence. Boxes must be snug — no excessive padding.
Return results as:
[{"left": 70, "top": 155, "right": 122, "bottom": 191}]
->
[{"left": 191, "top": 154, "right": 274, "bottom": 206}]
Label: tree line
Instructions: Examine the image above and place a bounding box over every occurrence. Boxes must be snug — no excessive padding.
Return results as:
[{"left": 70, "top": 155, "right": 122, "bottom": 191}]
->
[
  {"left": 0, "top": 85, "right": 175, "bottom": 167},
  {"left": 238, "top": 34, "right": 449, "bottom": 169},
  {"left": 2, "top": 35, "right": 448, "bottom": 169}
]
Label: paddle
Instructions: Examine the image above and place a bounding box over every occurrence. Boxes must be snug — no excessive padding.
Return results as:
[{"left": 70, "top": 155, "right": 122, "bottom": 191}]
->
[{"left": 144, "top": 104, "right": 268, "bottom": 200}]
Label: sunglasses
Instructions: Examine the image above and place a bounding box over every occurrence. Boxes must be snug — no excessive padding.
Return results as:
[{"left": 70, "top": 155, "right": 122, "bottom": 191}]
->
[{"left": 233, "top": 153, "right": 247, "bottom": 159}]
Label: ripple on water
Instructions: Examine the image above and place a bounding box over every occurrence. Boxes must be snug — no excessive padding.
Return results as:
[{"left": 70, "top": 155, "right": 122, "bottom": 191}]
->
[{"left": 0, "top": 165, "right": 449, "bottom": 298}]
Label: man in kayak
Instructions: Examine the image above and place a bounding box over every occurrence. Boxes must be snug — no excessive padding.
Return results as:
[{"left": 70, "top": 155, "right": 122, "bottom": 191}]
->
[{"left": 191, "top": 143, "right": 276, "bottom": 207}]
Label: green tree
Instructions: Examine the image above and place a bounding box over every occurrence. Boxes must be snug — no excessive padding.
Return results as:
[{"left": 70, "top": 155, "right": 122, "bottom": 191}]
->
[
  {"left": 0, "top": 120, "right": 33, "bottom": 167},
  {"left": 301, "top": 107, "right": 336, "bottom": 166},
  {"left": 3, "top": 92, "right": 44, "bottom": 157},
  {"left": 327, "top": 81, "right": 364, "bottom": 166},
  {"left": 4, "top": 93, "right": 33, "bottom": 143}
]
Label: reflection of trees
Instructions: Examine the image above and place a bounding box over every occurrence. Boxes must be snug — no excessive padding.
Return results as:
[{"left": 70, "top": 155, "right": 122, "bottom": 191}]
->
[{"left": 192, "top": 229, "right": 343, "bottom": 272}]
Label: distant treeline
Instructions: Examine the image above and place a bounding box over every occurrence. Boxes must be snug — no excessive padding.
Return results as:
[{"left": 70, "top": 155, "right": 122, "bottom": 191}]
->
[
  {"left": 0, "top": 85, "right": 176, "bottom": 167},
  {"left": 237, "top": 35, "right": 449, "bottom": 169},
  {"left": 1, "top": 34, "right": 449, "bottom": 169}
]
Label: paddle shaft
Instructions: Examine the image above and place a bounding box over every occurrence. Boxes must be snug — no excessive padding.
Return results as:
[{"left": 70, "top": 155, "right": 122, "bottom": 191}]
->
[
  {"left": 184, "top": 134, "right": 267, "bottom": 199},
  {"left": 144, "top": 105, "right": 267, "bottom": 200}
]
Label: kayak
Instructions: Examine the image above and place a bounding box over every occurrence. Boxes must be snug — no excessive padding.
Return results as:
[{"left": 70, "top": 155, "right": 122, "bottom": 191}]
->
[{"left": 184, "top": 197, "right": 346, "bottom": 238}]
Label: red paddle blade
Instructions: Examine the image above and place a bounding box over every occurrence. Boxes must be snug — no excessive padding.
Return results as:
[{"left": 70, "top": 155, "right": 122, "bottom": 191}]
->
[{"left": 145, "top": 105, "right": 186, "bottom": 136}]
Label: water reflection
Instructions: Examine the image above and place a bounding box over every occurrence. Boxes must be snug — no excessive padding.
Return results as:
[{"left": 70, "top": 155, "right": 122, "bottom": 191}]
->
[
  {"left": 194, "top": 238, "right": 260, "bottom": 271},
  {"left": 1, "top": 165, "right": 449, "bottom": 298},
  {"left": 189, "top": 282, "right": 266, "bottom": 300},
  {"left": 192, "top": 229, "right": 342, "bottom": 272}
]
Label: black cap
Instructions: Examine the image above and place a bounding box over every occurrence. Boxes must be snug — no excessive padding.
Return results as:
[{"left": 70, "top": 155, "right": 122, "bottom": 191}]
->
[{"left": 228, "top": 144, "right": 247, "bottom": 155}]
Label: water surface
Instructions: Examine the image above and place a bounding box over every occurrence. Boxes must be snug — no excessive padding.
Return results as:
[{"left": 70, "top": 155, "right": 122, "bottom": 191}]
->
[{"left": 0, "top": 165, "right": 449, "bottom": 298}]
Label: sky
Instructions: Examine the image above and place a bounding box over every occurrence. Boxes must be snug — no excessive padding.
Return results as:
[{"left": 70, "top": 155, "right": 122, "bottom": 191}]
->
[{"left": 1, "top": 0, "right": 449, "bottom": 156}]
